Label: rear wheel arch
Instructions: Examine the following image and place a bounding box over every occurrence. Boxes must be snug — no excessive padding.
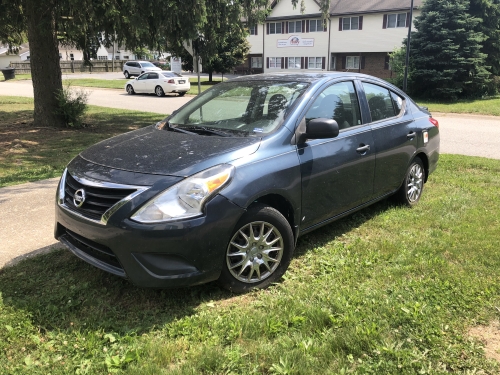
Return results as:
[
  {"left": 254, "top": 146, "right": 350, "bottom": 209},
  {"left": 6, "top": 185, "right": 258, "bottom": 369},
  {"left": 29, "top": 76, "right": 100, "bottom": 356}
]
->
[{"left": 414, "top": 152, "right": 429, "bottom": 183}]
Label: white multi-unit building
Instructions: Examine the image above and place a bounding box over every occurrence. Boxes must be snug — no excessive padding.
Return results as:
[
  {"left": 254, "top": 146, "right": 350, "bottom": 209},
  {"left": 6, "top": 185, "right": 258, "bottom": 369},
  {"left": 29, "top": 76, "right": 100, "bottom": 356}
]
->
[{"left": 237, "top": 0, "right": 422, "bottom": 78}]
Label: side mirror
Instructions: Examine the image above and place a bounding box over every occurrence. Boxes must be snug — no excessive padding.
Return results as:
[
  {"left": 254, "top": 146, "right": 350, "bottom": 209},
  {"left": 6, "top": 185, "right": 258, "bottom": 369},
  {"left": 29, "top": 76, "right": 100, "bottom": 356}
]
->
[
  {"left": 135, "top": 77, "right": 138, "bottom": 80},
  {"left": 304, "top": 118, "right": 339, "bottom": 140}
]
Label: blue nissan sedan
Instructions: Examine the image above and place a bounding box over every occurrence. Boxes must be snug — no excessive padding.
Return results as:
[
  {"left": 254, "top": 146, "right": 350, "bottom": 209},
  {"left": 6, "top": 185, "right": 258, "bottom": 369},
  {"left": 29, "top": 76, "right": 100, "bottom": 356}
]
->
[{"left": 55, "top": 73, "right": 440, "bottom": 293}]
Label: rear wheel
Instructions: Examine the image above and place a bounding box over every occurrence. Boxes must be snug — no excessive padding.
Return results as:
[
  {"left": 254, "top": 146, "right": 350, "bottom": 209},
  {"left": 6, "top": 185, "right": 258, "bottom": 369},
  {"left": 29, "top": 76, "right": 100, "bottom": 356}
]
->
[
  {"left": 178, "top": 92, "right": 186, "bottom": 97},
  {"left": 124, "top": 71, "right": 130, "bottom": 79},
  {"left": 126, "top": 84, "right": 135, "bottom": 95},
  {"left": 155, "top": 86, "right": 165, "bottom": 97},
  {"left": 395, "top": 157, "right": 425, "bottom": 206},
  {"left": 218, "top": 204, "right": 294, "bottom": 293}
]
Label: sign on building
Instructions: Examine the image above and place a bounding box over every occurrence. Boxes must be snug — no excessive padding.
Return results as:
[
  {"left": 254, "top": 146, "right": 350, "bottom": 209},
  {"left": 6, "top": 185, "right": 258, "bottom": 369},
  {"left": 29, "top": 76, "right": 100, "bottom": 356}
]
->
[{"left": 277, "top": 36, "right": 315, "bottom": 48}]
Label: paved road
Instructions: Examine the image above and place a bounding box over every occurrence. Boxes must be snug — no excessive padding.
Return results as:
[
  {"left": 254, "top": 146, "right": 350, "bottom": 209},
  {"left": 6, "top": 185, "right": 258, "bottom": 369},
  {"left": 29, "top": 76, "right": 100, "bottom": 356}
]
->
[{"left": 1, "top": 79, "right": 499, "bottom": 269}]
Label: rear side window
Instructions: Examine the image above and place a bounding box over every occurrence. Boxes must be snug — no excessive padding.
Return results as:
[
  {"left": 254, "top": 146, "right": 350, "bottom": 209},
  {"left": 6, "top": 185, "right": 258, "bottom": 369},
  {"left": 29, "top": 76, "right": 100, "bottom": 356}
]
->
[
  {"left": 148, "top": 73, "right": 159, "bottom": 79},
  {"left": 390, "top": 91, "right": 404, "bottom": 115},
  {"left": 363, "top": 82, "right": 397, "bottom": 122}
]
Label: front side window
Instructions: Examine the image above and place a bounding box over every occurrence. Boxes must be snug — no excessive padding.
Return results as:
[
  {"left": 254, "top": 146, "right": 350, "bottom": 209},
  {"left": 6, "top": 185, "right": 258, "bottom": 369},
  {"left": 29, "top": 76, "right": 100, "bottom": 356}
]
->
[
  {"left": 269, "top": 57, "right": 282, "bottom": 69},
  {"left": 251, "top": 57, "right": 262, "bottom": 68},
  {"left": 167, "top": 80, "right": 309, "bottom": 136},
  {"left": 387, "top": 13, "right": 407, "bottom": 28},
  {"left": 363, "top": 82, "right": 397, "bottom": 122},
  {"left": 309, "top": 19, "right": 323, "bottom": 32},
  {"left": 305, "top": 81, "right": 362, "bottom": 129},
  {"left": 269, "top": 22, "right": 282, "bottom": 34},
  {"left": 308, "top": 57, "right": 322, "bottom": 69},
  {"left": 342, "top": 17, "right": 359, "bottom": 30},
  {"left": 288, "top": 57, "right": 301, "bottom": 69},
  {"left": 137, "top": 73, "right": 149, "bottom": 80},
  {"left": 346, "top": 56, "right": 359, "bottom": 69},
  {"left": 288, "top": 20, "right": 302, "bottom": 33}
]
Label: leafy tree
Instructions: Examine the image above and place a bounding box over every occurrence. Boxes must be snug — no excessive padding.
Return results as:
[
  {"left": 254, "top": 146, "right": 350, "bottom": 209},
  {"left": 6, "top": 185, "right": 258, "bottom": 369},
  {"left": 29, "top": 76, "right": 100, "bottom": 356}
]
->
[
  {"left": 388, "top": 46, "right": 407, "bottom": 89},
  {"left": 409, "top": 0, "right": 490, "bottom": 100},
  {"left": 0, "top": 0, "right": 329, "bottom": 127}
]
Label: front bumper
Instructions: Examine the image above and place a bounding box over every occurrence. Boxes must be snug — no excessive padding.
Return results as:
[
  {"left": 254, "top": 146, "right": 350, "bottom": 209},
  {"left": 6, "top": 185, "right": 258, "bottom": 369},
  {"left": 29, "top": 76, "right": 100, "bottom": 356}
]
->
[{"left": 55, "top": 194, "right": 245, "bottom": 288}]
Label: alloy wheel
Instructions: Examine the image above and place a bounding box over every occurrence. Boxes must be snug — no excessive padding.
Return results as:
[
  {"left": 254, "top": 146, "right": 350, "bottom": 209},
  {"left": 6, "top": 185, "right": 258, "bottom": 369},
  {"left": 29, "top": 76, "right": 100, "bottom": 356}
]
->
[
  {"left": 407, "top": 163, "right": 423, "bottom": 203},
  {"left": 226, "top": 221, "right": 283, "bottom": 283}
]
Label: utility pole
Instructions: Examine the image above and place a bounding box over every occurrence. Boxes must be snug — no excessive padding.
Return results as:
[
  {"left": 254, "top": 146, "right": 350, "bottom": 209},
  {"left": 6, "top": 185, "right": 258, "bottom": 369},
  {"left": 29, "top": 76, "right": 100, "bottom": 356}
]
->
[{"left": 403, "top": 0, "right": 414, "bottom": 92}]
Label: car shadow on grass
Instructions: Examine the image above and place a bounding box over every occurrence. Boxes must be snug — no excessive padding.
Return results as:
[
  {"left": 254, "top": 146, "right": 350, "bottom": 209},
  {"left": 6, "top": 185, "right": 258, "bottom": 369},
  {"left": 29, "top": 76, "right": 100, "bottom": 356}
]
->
[{"left": 0, "top": 198, "right": 396, "bottom": 337}]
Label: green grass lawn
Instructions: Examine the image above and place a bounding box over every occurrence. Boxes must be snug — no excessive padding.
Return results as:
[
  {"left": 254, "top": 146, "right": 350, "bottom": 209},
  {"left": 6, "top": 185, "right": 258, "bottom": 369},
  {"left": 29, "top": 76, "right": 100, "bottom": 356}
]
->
[
  {"left": 0, "top": 96, "right": 164, "bottom": 187},
  {"left": 1, "top": 154, "right": 499, "bottom": 374},
  {"left": 63, "top": 77, "right": 223, "bottom": 95},
  {"left": 418, "top": 97, "right": 500, "bottom": 116}
]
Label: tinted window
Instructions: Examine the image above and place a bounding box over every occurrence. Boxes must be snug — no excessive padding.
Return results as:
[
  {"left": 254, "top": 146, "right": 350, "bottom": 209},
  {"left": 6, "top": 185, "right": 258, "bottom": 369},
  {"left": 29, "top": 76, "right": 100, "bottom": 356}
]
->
[
  {"left": 147, "top": 73, "right": 159, "bottom": 79},
  {"left": 137, "top": 73, "right": 148, "bottom": 80},
  {"left": 390, "top": 91, "right": 404, "bottom": 115},
  {"left": 162, "top": 72, "right": 182, "bottom": 78},
  {"left": 305, "top": 81, "right": 362, "bottom": 129},
  {"left": 363, "top": 82, "right": 396, "bottom": 122}
]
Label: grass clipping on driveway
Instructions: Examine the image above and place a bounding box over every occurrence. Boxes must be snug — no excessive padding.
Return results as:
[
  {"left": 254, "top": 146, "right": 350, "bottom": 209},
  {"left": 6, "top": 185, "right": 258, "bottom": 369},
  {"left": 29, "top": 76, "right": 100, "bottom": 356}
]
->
[
  {"left": 0, "top": 96, "right": 164, "bottom": 187},
  {"left": 0, "top": 154, "right": 499, "bottom": 374}
]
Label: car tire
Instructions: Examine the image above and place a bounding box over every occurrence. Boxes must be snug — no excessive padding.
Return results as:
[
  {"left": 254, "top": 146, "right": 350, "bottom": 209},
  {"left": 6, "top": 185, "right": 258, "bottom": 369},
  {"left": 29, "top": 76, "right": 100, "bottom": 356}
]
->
[
  {"left": 124, "top": 71, "right": 130, "bottom": 79},
  {"left": 155, "top": 86, "right": 165, "bottom": 97},
  {"left": 126, "top": 84, "right": 135, "bottom": 95},
  {"left": 178, "top": 92, "right": 186, "bottom": 97},
  {"left": 218, "top": 204, "right": 294, "bottom": 293},
  {"left": 395, "top": 157, "right": 425, "bottom": 206}
]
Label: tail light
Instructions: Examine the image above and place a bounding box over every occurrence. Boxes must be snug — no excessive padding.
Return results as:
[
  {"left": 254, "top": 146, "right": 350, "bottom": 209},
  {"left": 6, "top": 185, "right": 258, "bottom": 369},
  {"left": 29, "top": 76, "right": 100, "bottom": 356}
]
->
[
  {"left": 167, "top": 79, "right": 175, "bottom": 84},
  {"left": 429, "top": 117, "right": 439, "bottom": 128}
]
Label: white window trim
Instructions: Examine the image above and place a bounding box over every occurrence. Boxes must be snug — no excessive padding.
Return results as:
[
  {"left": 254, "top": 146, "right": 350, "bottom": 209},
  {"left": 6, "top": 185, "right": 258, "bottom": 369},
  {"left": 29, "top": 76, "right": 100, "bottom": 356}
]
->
[
  {"left": 387, "top": 13, "right": 407, "bottom": 28},
  {"left": 309, "top": 19, "right": 323, "bottom": 32},
  {"left": 308, "top": 57, "right": 322, "bottom": 70},
  {"left": 251, "top": 57, "right": 262, "bottom": 68},
  {"left": 288, "top": 20, "right": 302, "bottom": 33},
  {"left": 287, "top": 57, "right": 301, "bottom": 69},
  {"left": 346, "top": 56, "right": 360, "bottom": 69},
  {"left": 269, "top": 57, "right": 282, "bottom": 69},
  {"left": 342, "top": 16, "right": 359, "bottom": 31},
  {"left": 269, "top": 22, "right": 282, "bottom": 34},
  {"left": 249, "top": 25, "right": 257, "bottom": 35}
]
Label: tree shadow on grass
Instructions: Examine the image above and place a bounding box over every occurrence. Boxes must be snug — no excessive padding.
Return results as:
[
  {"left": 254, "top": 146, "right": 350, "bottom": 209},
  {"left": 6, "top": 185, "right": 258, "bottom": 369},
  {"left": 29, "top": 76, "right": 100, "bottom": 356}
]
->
[{"left": 0, "top": 198, "right": 397, "bottom": 338}]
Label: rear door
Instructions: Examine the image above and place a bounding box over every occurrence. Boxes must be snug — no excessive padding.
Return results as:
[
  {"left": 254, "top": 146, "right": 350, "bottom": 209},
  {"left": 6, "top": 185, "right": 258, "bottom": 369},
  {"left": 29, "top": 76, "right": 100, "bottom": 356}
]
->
[
  {"left": 146, "top": 72, "right": 159, "bottom": 92},
  {"left": 358, "top": 81, "right": 417, "bottom": 197},
  {"left": 298, "top": 80, "right": 375, "bottom": 230}
]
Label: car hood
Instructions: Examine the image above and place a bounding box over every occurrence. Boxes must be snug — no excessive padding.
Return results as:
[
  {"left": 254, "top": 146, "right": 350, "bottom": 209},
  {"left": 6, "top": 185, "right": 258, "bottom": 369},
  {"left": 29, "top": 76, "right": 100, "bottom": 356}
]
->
[{"left": 79, "top": 125, "right": 261, "bottom": 177}]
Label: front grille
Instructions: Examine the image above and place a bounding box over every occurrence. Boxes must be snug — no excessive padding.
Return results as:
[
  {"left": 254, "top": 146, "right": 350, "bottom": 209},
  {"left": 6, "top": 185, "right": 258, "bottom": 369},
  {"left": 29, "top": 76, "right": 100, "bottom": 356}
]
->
[
  {"left": 64, "top": 229, "right": 124, "bottom": 273},
  {"left": 64, "top": 172, "right": 137, "bottom": 221}
]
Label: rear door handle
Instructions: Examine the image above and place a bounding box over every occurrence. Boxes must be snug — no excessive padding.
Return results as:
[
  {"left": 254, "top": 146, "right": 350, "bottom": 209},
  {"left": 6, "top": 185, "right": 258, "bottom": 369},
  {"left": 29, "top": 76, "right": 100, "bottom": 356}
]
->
[
  {"left": 356, "top": 144, "right": 370, "bottom": 154},
  {"left": 407, "top": 131, "right": 416, "bottom": 139}
]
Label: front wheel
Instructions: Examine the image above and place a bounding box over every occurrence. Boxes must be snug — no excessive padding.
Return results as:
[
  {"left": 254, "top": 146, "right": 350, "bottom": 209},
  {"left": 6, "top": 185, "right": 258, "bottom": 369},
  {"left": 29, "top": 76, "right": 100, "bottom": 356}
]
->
[
  {"left": 126, "top": 84, "right": 135, "bottom": 95},
  {"left": 395, "top": 157, "right": 425, "bottom": 206},
  {"left": 155, "top": 86, "right": 165, "bottom": 97},
  {"left": 218, "top": 204, "right": 294, "bottom": 293}
]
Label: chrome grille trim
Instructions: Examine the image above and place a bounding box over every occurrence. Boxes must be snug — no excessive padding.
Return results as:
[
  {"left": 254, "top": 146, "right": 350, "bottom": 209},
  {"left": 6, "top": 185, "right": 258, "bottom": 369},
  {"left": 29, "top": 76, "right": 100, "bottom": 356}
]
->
[{"left": 57, "top": 169, "right": 150, "bottom": 225}]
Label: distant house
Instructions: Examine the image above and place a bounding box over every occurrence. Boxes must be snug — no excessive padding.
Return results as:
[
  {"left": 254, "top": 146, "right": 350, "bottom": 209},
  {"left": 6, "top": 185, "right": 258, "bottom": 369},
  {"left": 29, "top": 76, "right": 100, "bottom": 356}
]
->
[
  {"left": 0, "top": 44, "right": 30, "bottom": 68},
  {"left": 235, "top": 0, "right": 422, "bottom": 79}
]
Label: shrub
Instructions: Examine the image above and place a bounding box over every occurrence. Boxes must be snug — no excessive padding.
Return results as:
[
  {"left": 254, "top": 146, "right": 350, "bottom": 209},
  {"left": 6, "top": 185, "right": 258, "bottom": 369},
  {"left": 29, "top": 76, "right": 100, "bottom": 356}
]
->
[{"left": 54, "top": 86, "right": 89, "bottom": 128}]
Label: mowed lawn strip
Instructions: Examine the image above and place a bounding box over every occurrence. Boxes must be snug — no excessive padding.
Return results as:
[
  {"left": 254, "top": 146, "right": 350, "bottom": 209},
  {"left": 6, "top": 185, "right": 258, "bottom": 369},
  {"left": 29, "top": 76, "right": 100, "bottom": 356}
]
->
[
  {"left": 1, "top": 154, "right": 500, "bottom": 374},
  {"left": 417, "top": 96, "right": 500, "bottom": 117},
  {"left": 0, "top": 96, "right": 164, "bottom": 187}
]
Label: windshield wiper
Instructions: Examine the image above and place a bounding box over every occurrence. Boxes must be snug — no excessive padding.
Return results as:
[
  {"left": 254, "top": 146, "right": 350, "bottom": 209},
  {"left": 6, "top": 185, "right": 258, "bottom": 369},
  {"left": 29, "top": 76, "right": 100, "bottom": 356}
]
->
[{"left": 178, "top": 126, "right": 232, "bottom": 137}]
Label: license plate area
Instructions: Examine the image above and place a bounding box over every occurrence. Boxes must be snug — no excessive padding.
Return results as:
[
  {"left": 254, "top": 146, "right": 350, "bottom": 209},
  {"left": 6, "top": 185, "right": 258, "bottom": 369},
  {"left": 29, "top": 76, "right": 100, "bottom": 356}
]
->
[{"left": 179, "top": 80, "right": 185, "bottom": 84}]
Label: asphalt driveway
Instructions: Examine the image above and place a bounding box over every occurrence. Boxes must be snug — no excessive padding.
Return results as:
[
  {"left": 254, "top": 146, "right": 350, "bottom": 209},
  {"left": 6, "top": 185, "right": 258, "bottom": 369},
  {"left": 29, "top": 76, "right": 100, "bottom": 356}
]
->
[{"left": 1, "top": 79, "right": 499, "bottom": 268}]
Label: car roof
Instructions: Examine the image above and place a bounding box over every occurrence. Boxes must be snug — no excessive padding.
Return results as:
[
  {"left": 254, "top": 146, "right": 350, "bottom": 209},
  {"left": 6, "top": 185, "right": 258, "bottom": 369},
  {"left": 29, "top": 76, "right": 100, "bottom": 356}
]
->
[{"left": 230, "top": 72, "right": 386, "bottom": 84}]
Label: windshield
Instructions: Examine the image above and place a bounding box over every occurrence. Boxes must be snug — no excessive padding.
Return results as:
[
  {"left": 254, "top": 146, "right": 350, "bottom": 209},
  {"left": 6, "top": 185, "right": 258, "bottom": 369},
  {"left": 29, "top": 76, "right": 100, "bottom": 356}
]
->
[
  {"left": 140, "top": 62, "right": 155, "bottom": 67},
  {"left": 168, "top": 80, "right": 309, "bottom": 136}
]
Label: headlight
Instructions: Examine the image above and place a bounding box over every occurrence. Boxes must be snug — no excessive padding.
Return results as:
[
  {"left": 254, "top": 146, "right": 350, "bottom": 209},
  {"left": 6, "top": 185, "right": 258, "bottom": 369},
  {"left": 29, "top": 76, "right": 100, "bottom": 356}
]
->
[{"left": 130, "top": 164, "right": 234, "bottom": 223}]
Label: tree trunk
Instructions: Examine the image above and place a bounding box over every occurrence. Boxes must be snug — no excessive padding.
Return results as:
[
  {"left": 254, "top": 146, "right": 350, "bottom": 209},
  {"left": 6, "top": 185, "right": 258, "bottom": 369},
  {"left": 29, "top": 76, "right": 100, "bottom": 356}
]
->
[
  {"left": 26, "top": 0, "right": 65, "bottom": 127},
  {"left": 208, "top": 71, "right": 213, "bottom": 82}
]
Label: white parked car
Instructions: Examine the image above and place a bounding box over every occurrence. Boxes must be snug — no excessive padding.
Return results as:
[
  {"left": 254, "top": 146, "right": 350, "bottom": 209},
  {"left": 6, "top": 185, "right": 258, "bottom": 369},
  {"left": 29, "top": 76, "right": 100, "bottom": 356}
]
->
[
  {"left": 123, "top": 61, "right": 161, "bottom": 78},
  {"left": 125, "top": 71, "right": 191, "bottom": 97}
]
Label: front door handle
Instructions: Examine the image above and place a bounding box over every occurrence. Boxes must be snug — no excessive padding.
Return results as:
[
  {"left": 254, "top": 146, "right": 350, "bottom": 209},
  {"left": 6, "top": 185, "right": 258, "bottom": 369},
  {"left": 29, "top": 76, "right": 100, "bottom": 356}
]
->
[
  {"left": 356, "top": 144, "right": 370, "bottom": 154},
  {"left": 407, "top": 131, "right": 416, "bottom": 139}
]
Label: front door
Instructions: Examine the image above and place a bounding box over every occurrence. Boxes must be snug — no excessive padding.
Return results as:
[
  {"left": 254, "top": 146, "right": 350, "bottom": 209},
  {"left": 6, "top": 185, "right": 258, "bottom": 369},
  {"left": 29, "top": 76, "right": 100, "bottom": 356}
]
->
[{"left": 298, "top": 81, "right": 375, "bottom": 230}]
